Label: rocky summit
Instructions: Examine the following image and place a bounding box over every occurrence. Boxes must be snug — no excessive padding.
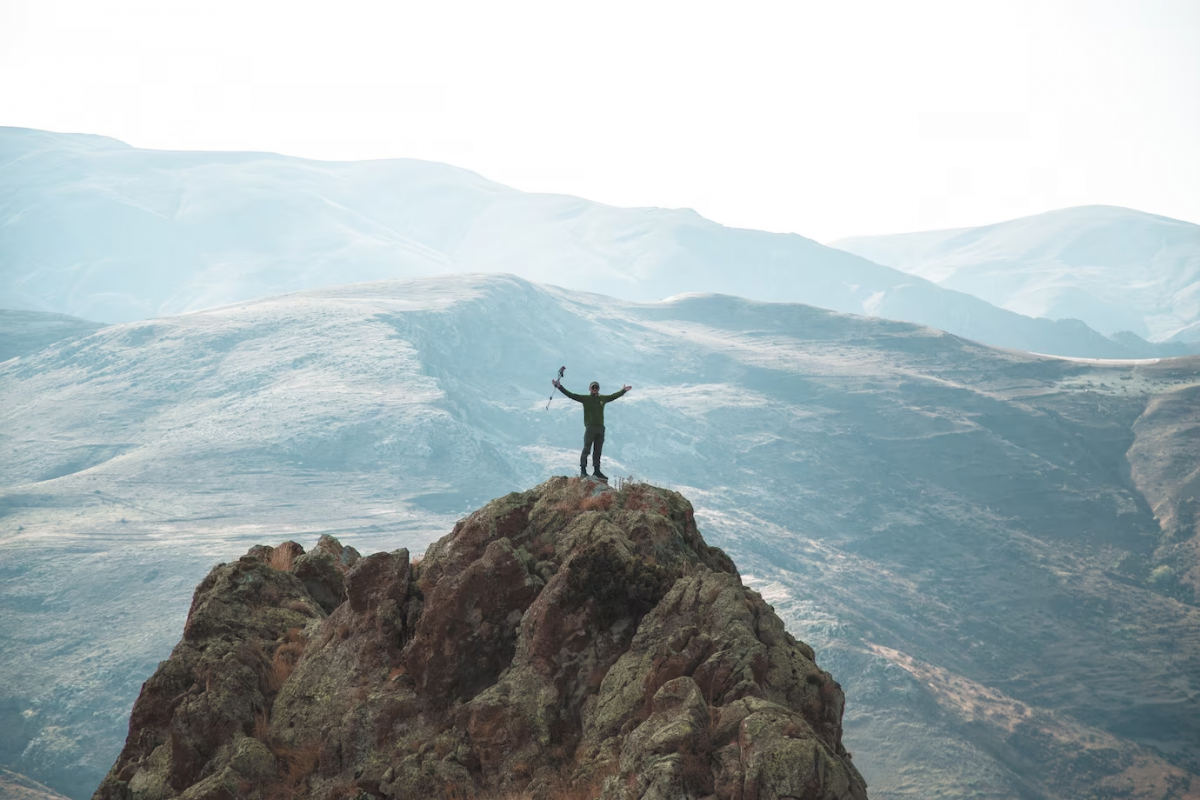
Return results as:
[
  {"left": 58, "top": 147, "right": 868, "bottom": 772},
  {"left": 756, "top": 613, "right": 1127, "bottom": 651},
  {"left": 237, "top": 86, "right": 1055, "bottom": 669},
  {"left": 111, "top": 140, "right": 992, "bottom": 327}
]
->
[{"left": 93, "top": 478, "right": 866, "bottom": 800}]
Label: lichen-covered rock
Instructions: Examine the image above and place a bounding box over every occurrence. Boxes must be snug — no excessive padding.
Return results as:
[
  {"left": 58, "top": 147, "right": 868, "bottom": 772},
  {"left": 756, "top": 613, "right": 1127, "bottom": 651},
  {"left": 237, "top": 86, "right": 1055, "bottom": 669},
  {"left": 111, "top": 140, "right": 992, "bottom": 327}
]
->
[
  {"left": 292, "top": 534, "right": 360, "bottom": 613},
  {"left": 92, "top": 541, "right": 332, "bottom": 800},
  {"left": 95, "top": 477, "right": 867, "bottom": 800}
]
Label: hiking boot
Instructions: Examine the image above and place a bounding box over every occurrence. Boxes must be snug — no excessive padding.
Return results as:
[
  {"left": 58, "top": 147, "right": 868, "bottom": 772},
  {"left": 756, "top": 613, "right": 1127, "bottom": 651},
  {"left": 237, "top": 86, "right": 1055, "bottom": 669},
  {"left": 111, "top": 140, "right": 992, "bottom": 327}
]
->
[
  {"left": 580, "top": 466, "right": 589, "bottom": 478},
  {"left": 593, "top": 469, "right": 608, "bottom": 481}
]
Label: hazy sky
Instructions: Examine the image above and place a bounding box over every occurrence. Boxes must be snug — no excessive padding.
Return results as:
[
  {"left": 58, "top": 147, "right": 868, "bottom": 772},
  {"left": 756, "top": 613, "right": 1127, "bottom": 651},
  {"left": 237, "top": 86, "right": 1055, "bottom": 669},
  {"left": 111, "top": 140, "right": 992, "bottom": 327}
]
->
[{"left": 2, "top": 0, "right": 1197, "bottom": 242}]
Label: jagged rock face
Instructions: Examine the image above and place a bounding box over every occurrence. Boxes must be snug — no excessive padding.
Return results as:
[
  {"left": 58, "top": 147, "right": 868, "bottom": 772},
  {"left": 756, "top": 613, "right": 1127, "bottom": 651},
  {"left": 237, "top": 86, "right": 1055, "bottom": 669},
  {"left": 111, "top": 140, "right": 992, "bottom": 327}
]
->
[{"left": 94, "top": 479, "right": 867, "bottom": 800}]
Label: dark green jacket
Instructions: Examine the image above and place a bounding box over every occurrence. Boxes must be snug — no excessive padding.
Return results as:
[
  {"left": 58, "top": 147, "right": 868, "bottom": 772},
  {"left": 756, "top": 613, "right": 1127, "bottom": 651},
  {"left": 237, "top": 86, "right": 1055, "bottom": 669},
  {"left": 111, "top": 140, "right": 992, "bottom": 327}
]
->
[{"left": 558, "top": 385, "right": 627, "bottom": 427}]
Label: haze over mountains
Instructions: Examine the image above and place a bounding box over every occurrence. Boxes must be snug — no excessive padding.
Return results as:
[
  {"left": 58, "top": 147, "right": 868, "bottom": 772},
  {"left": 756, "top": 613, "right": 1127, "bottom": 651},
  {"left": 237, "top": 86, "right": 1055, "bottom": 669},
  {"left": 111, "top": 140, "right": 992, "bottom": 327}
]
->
[
  {"left": 2, "top": 276, "right": 1198, "bottom": 799},
  {"left": 2, "top": 126, "right": 1191, "bottom": 360},
  {"left": 834, "top": 205, "right": 1200, "bottom": 344}
]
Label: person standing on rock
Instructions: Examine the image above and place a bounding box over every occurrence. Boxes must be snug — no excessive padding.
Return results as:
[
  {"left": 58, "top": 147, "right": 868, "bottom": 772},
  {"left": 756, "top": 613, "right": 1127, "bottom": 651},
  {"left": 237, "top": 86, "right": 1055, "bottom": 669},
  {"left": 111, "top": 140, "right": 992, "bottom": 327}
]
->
[{"left": 551, "top": 378, "right": 632, "bottom": 481}]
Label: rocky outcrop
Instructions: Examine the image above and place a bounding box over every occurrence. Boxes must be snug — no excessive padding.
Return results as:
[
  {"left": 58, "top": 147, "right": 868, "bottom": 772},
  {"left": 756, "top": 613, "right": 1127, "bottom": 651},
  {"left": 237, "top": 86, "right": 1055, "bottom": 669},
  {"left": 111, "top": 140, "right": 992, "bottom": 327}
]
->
[{"left": 94, "top": 478, "right": 867, "bottom": 800}]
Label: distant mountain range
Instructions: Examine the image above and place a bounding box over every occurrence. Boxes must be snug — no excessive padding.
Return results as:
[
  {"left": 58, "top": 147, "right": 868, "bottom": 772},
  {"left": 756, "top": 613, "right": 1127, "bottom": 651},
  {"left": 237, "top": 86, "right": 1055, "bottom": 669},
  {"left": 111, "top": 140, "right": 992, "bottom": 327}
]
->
[
  {"left": 2, "top": 127, "right": 1193, "bottom": 360},
  {"left": 834, "top": 205, "right": 1200, "bottom": 344},
  {"left": 1, "top": 276, "right": 1197, "bottom": 798}
]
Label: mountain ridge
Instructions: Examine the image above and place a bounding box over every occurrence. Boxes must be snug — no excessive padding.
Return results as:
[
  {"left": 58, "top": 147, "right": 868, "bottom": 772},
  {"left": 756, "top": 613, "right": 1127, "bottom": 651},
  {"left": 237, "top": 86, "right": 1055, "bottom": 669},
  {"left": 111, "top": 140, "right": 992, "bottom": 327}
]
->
[
  {"left": 1, "top": 126, "right": 1185, "bottom": 360},
  {"left": 833, "top": 205, "right": 1200, "bottom": 344}
]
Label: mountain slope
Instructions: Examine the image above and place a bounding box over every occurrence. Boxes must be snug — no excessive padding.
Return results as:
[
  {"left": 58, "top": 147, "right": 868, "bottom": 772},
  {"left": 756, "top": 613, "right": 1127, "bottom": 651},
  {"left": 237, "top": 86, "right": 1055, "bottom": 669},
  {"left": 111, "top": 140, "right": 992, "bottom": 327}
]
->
[
  {"left": 1, "top": 275, "right": 1198, "bottom": 799},
  {"left": 0, "top": 126, "right": 1167, "bottom": 359},
  {"left": 833, "top": 205, "right": 1200, "bottom": 342},
  {"left": 0, "top": 310, "right": 105, "bottom": 362},
  {"left": 0, "top": 768, "right": 71, "bottom": 800}
]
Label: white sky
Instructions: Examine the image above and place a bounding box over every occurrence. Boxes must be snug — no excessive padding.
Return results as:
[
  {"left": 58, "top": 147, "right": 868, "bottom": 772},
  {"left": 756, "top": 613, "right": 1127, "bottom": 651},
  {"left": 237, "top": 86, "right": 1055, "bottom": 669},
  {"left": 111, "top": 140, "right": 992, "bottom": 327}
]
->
[{"left": 2, "top": 0, "right": 1197, "bottom": 242}]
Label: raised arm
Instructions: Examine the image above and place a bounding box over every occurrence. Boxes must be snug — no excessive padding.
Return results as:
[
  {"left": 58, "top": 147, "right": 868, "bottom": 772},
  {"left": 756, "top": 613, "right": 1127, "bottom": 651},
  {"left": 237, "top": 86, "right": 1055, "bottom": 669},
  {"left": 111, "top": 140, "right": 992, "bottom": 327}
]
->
[
  {"left": 601, "top": 385, "right": 632, "bottom": 402},
  {"left": 554, "top": 381, "right": 587, "bottom": 402}
]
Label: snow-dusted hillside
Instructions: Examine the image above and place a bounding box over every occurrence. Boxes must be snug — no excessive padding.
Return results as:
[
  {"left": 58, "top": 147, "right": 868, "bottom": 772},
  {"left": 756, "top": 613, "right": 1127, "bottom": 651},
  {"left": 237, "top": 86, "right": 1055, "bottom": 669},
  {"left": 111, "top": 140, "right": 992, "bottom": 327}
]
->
[
  {"left": 2, "top": 275, "right": 1198, "bottom": 798},
  {"left": 0, "top": 127, "right": 1174, "bottom": 359},
  {"left": 834, "top": 205, "right": 1200, "bottom": 342},
  {"left": 0, "top": 310, "right": 104, "bottom": 362}
]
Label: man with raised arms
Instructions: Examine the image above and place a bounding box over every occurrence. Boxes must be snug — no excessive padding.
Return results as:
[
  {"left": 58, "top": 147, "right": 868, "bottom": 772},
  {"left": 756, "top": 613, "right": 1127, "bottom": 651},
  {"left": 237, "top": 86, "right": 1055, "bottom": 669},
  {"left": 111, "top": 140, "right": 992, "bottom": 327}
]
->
[{"left": 551, "top": 378, "right": 632, "bottom": 481}]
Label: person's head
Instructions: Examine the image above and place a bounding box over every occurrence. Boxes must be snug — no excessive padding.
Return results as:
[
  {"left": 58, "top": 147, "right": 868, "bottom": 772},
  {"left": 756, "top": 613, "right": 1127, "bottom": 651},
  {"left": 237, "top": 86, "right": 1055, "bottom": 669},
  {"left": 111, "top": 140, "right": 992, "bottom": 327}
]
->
[{"left": 589, "top": 381, "right": 600, "bottom": 395}]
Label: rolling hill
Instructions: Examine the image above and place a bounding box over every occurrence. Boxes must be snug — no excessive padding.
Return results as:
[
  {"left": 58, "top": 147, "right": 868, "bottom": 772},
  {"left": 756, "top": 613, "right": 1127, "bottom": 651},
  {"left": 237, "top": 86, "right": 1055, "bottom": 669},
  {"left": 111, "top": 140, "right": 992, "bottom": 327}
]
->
[
  {"left": 833, "top": 205, "right": 1200, "bottom": 344},
  {"left": 0, "top": 310, "right": 105, "bottom": 363}
]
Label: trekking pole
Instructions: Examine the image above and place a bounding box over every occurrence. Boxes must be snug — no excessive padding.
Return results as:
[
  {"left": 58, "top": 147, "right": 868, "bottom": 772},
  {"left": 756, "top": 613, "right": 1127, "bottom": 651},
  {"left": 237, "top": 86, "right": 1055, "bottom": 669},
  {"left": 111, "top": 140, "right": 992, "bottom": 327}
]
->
[{"left": 545, "top": 366, "right": 566, "bottom": 409}]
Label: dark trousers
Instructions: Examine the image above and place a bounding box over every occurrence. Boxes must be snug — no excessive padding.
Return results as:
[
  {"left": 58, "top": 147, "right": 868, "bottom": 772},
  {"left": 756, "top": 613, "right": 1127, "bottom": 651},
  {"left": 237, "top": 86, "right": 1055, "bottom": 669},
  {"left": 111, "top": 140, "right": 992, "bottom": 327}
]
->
[{"left": 581, "top": 425, "right": 605, "bottom": 469}]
